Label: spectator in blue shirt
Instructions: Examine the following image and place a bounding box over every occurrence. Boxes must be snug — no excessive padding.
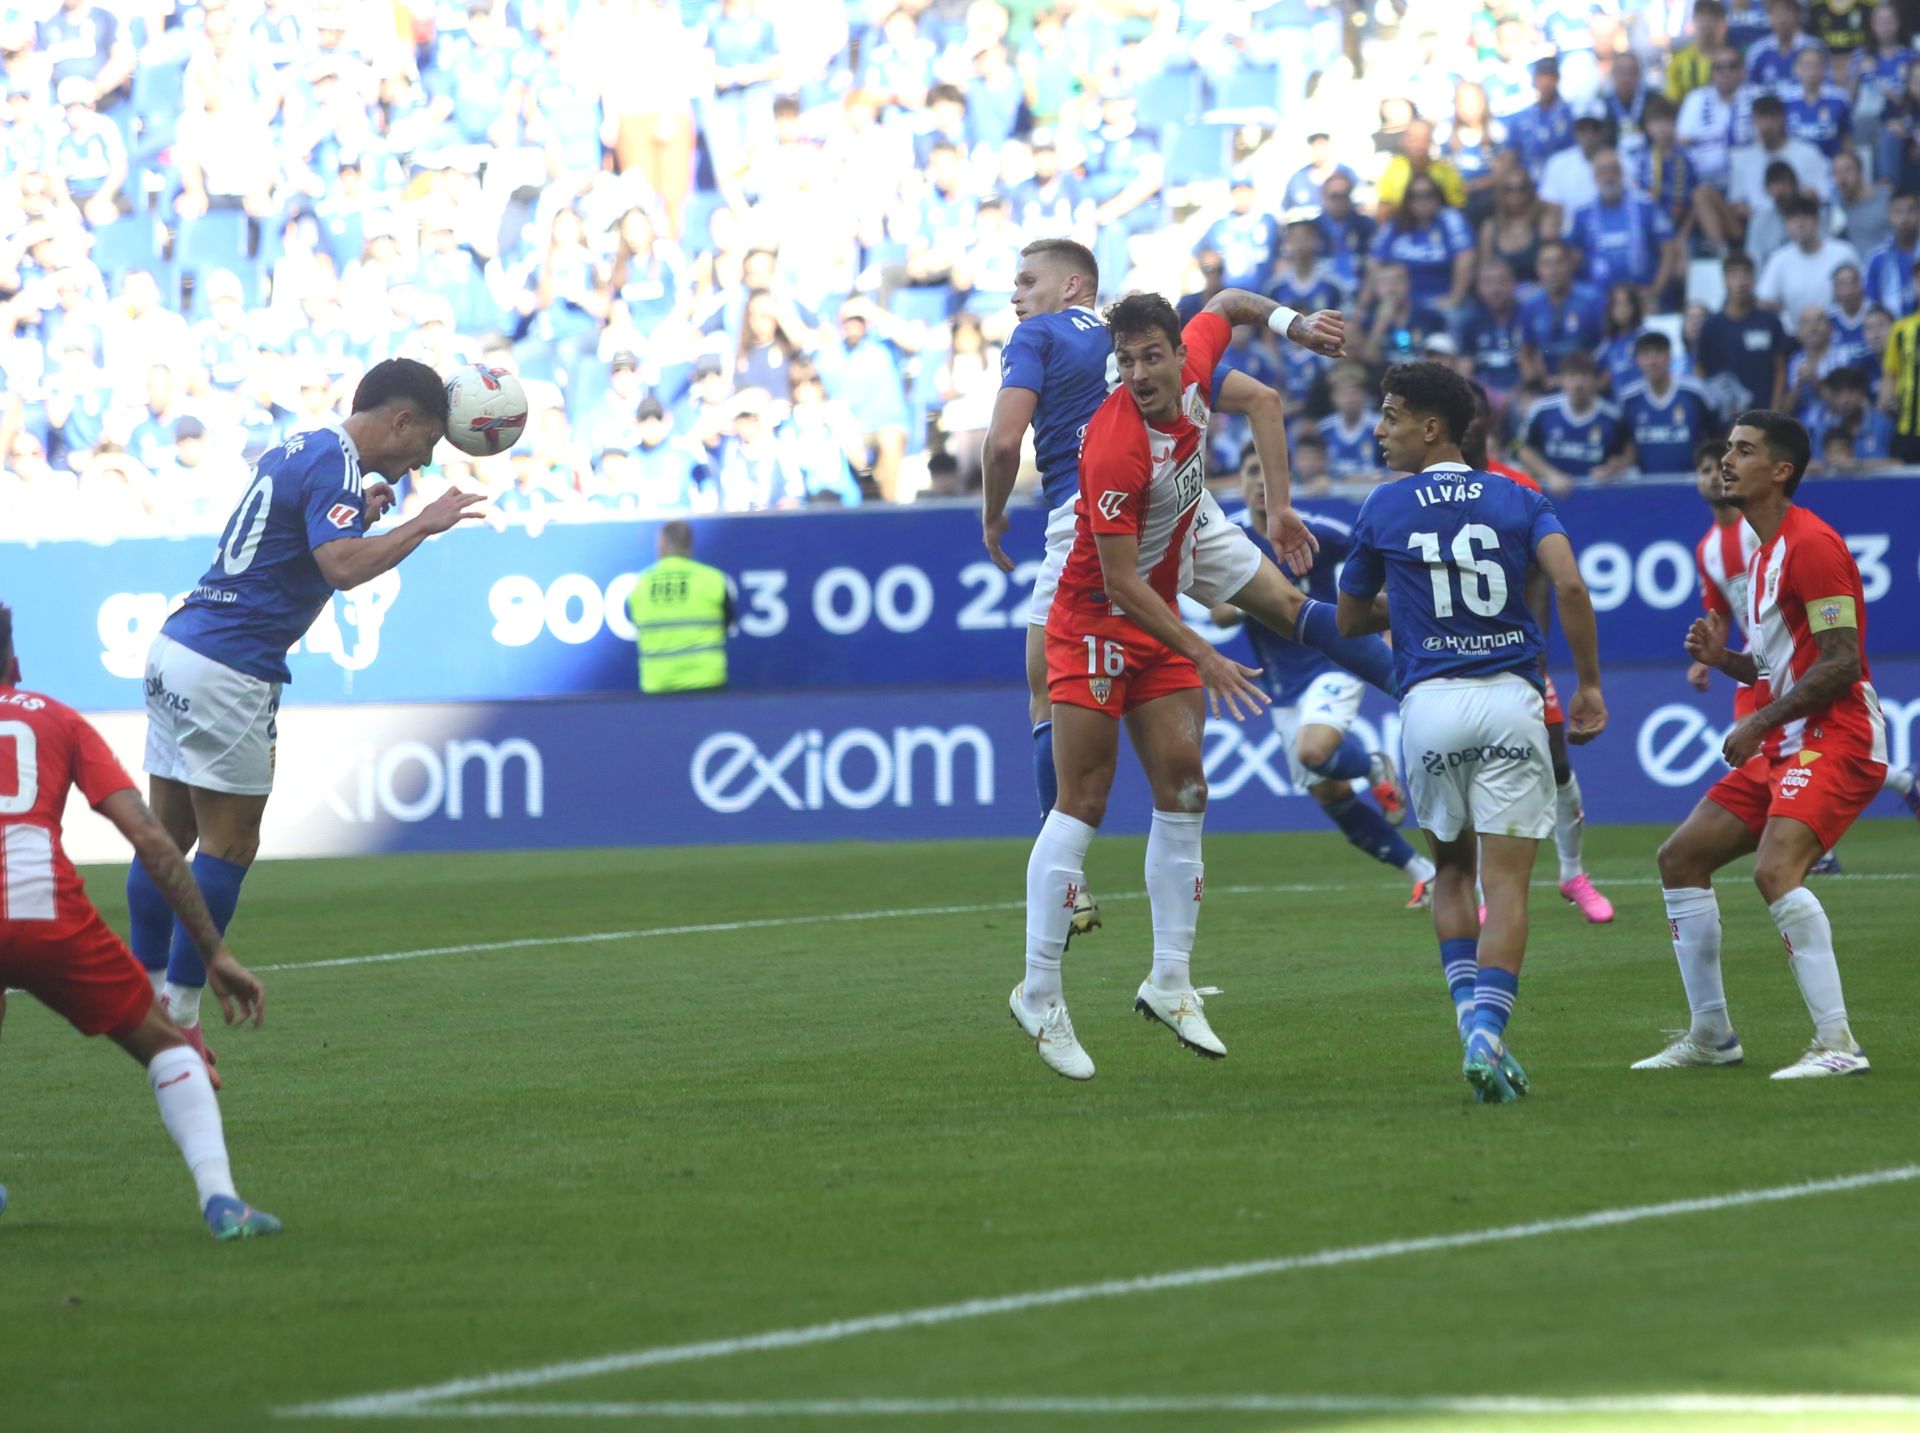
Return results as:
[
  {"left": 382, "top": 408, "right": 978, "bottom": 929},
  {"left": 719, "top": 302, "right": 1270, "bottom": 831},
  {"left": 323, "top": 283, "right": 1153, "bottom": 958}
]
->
[
  {"left": 621, "top": 397, "right": 712, "bottom": 514},
  {"left": 813, "top": 299, "right": 910, "bottom": 501},
  {"left": 1452, "top": 256, "right": 1529, "bottom": 401},
  {"left": 1597, "top": 283, "right": 1652, "bottom": 394},
  {"left": 1746, "top": 0, "right": 1821, "bottom": 88},
  {"left": 1007, "top": 132, "right": 1092, "bottom": 238},
  {"left": 1806, "top": 364, "right": 1897, "bottom": 470},
  {"left": 968, "top": 40, "right": 1024, "bottom": 149},
  {"left": 1863, "top": 189, "right": 1919, "bottom": 316},
  {"left": 1195, "top": 176, "right": 1282, "bottom": 290},
  {"left": 1315, "top": 363, "right": 1385, "bottom": 482},
  {"left": 1780, "top": 45, "right": 1853, "bottom": 158},
  {"left": 1567, "top": 148, "right": 1679, "bottom": 296},
  {"left": 48, "top": 78, "right": 127, "bottom": 225},
  {"left": 1827, "top": 262, "right": 1874, "bottom": 365},
  {"left": 1282, "top": 132, "right": 1359, "bottom": 211},
  {"left": 704, "top": 0, "right": 782, "bottom": 184},
  {"left": 1519, "top": 239, "right": 1608, "bottom": 387},
  {"left": 1268, "top": 216, "right": 1348, "bottom": 316},
  {"left": 1313, "top": 171, "right": 1377, "bottom": 289},
  {"left": 1359, "top": 262, "right": 1449, "bottom": 367},
  {"left": 776, "top": 364, "right": 867, "bottom": 507},
  {"left": 1618, "top": 331, "right": 1718, "bottom": 474},
  {"left": 1695, "top": 250, "right": 1790, "bottom": 410},
  {"left": 1516, "top": 351, "right": 1632, "bottom": 495},
  {"left": 1505, "top": 57, "right": 1577, "bottom": 179},
  {"left": 1176, "top": 251, "right": 1227, "bottom": 323},
  {"left": 1368, "top": 179, "right": 1476, "bottom": 310}
]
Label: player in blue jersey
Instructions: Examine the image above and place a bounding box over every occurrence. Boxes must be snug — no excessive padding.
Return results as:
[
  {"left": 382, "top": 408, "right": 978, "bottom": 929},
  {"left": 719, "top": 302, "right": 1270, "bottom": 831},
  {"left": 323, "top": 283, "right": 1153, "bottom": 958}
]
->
[
  {"left": 1207, "top": 446, "right": 1436, "bottom": 907},
  {"left": 1337, "top": 362, "right": 1607, "bottom": 1102},
  {"left": 128, "top": 359, "right": 484, "bottom": 1080},
  {"left": 981, "top": 241, "right": 1396, "bottom": 873}
]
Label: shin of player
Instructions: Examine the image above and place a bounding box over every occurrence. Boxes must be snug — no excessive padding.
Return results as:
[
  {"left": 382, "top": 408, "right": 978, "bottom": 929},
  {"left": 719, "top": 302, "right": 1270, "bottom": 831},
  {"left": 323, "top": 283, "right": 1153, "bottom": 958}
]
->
[
  {"left": 1015, "top": 292, "right": 1274, "bottom": 1080},
  {"left": 124, "top": 360, "right": 482, "bottom": 1084},
  {"left": 0, "top": 606, "right": 279, "bottom": 1238},
  {"left": 1639, "top": 414, "right": 1882, "bottom": 1079},
  {"left": 1339, "top": 363, "right": 1607, "bottom": 1103}
]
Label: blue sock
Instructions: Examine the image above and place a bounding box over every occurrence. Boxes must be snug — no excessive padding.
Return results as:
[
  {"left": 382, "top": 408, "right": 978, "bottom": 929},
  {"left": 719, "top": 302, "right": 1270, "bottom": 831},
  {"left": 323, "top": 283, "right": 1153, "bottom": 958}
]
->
[
  {"left": 1032, "top": 721, "right": 1058, "bottom": 817},
  {"left": 1304, "top": 731, "right": 1373, "bottom": 782},
  {"left": 126, "top": 861, "right": 174, "bottom": 972},
  {"left": 165, "top": 853, "right": 248, "bottom": 989},
  {"left": 1439, "top": 936, "right": 1478, "bottom": 1036},
  {"left": 1296, "top": 599, "right": 1398, "bottom": 697},
  {"left": 1323, "top": 794, "right": 1419, "bottom": 871},
  {"left": 1472, "top": 966, "right": 1520, "bottom": 1044}
]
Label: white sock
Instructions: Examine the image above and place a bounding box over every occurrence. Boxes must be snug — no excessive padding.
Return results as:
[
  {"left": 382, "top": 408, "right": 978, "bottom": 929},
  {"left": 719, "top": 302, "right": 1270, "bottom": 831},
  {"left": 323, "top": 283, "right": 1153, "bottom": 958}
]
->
[
  {"left": 1404, "top": 854, "right": 1436, "bottom": 882},
  {"left": 147, "top": 1045, "right": 237, "bottom": 1212},
  {"left": 162, "top": 982, "right": 202, "bottom": 1028},
  {"left": 1662, "top": 886, "right": 1733, "bottom": 1043},
  {"left": 1145, "top": 809, "right": 1205, "bottom": 991},
  {"left": 1769, "top": 886, "right": 1854, "bottom": 1047},
  {"left": 1554, "top": 773, "right": 1585, "bottom": 883},
  {"left": 1887, "top": 766, "right": 1915, "bottom": 796},
  {"left": 1024, "top": 810, "right": 1096, "bottom": 1009},
  {"left": 148, "top": 969, "right": 165, "bottom": 996}
]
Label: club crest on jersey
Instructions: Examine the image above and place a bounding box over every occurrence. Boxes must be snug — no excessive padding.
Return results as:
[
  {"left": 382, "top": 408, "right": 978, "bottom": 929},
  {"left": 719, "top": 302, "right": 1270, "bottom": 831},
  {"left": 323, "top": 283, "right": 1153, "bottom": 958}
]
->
[
  {"left": 325, "top": 502, "right": 358, "bottom": 529},
  {"left": 1097, "top": 489, "right": 1127, "bottom": 521},
  {"left": 1184, "top": 384, "right": 1209, "bottom": 426},
  {"left": 1089, "top": 676, "right": 1113, "bottom": 705}
]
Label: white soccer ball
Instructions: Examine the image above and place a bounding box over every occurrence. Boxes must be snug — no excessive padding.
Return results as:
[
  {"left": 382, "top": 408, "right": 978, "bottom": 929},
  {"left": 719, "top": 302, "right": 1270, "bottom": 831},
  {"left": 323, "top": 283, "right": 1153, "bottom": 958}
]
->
[{"left": 443, "top": 364, "right": 529, "bottom": 456}]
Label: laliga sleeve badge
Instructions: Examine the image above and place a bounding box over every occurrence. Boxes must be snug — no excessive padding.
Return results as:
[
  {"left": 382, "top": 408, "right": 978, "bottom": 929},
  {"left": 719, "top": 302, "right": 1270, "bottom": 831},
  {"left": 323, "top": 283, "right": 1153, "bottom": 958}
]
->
[{"left": 326, "top": 502, "right": 359, "bottom": 529}]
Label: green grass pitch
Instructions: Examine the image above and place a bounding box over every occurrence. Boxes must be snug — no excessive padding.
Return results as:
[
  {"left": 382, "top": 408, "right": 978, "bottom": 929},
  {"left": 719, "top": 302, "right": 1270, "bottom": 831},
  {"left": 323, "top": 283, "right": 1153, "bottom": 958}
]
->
[{"left": 2, "top": 822, "right": 1917, "bottom": 1432}]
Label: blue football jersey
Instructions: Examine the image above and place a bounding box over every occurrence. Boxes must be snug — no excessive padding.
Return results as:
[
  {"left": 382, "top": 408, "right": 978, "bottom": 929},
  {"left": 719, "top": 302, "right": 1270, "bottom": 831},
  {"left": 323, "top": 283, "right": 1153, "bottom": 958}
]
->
[
  {"left": 1230, "top": 507, "right": 1353, "bottom": 705},
  {"left": 1521, "top": 394, "right": 1627, "bottom": 477},
  {"left": 162, "top": 423, "right": 369, "bottom": 684},
  {"left": 1317, "top": 412, "right": 1382, "bottom": 479},
  {"left": 1618, "top": 378, "right": 1716, "bottom": 476},
  {"left": 1340, "top": 464, "right": 1567, "bottom": 694},
  {"left": 998, "top": 306, "right": 1113, "bottom": 510}
]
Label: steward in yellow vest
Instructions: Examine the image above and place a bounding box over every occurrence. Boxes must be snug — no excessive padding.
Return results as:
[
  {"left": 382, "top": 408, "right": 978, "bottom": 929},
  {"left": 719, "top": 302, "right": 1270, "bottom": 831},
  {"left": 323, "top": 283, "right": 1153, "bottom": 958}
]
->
[{"left": 627, "top": 521, "right": 733, "bottom": 693}]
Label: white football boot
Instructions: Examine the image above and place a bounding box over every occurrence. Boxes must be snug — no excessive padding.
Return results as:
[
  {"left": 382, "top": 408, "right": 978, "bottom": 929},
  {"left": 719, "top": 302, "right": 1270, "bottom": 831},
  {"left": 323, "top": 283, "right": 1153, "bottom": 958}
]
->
[
  {"left": 1770, "top": 1040, "right": 1871, "bottom": 1080},
  {"left": 1630, "top": 1031, "right": 1745, "bottom": 1069},
  {"left": 1133, "top": 981, "right": 1226, "bottom": 1059},
  {"left": 1010, "top": 985, "right": 1095, "bottom": 1081}
]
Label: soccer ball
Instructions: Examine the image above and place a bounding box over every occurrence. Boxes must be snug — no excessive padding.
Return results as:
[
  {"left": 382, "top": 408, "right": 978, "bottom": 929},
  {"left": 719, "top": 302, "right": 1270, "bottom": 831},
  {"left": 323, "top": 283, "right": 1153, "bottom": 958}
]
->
[{"left": 444, "top": 364, "right": 529, "bottom": 456}]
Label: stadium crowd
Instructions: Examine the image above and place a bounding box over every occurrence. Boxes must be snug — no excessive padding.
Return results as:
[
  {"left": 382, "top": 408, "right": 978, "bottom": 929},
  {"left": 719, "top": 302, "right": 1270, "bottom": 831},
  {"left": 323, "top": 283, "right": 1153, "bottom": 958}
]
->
[{"left": 2, "top": 0, "right": 1918, "bottom": 542}]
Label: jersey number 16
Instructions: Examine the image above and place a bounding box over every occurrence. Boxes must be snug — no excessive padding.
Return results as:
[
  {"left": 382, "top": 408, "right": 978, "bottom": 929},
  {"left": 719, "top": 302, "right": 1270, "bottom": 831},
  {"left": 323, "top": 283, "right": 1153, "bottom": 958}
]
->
[{"left": 1408, "top": 525, "right": 1508, "bottom": 618}]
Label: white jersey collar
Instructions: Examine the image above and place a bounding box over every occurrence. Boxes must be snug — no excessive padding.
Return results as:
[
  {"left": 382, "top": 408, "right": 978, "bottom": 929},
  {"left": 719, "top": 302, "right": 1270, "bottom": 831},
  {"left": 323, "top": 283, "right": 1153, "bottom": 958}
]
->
[
  {"left": 318, "top": 414, "right": 363, "bottom": 467},
  {"left": 1420, "top": 461, "right": 1472, "bottom": 472}
]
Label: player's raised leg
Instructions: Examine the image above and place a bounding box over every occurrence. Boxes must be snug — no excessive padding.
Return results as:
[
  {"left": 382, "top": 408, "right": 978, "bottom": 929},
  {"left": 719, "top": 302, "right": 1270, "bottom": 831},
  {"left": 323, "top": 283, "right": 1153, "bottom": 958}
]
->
[
  {"left": 1225, "top": 560, "right": 1398, "bottom": 697},
  {"left": 1291, "top": 699, "right": 1434, "bottom": 904},
  {"left": 1753, "top": 814, "right": 1870, "bottom": 1079},
  {"left": 1124, "top": 687, "right": 1226, "bottom": 1058},
  {"left": 1635, "top": 796, "right": 1756, "bottom": 1069}
]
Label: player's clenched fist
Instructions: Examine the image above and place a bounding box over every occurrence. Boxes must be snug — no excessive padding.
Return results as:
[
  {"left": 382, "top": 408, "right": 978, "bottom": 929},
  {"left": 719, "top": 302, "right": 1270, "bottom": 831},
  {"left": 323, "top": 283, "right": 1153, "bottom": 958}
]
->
[
  {"left": 1685, "top": 609, "right": 1729, "bottom": 667},
  {"left": 1289, "top": 309, "right": 1346, "bottom": 358},
  {"left": 1194, "top": 648, "right": 1269, "bottom": 722}
]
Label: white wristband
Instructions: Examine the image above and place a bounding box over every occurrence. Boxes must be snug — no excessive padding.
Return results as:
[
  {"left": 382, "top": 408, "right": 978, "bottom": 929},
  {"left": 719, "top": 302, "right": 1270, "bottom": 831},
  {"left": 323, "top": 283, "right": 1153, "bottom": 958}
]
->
[{"left": 1267, "top": 306, "right": 1303, "bottom": 341}]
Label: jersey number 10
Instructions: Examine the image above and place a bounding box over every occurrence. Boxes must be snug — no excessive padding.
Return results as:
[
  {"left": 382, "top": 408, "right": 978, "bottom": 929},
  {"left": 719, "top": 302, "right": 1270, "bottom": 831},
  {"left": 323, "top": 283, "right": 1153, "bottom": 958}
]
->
[{"left": 1408, "top": 525, "right": 1508, "bottom": 618}]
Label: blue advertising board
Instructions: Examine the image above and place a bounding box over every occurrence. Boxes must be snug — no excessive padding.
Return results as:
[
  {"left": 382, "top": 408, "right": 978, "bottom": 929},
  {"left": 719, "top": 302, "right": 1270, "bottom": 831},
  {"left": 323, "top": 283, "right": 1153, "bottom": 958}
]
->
[
  {"left": 9, "top": 477, "right": 1919, "bottom": 712},
  {"left": 73, "top": 660, "right": 1906, "bottom": 859}
]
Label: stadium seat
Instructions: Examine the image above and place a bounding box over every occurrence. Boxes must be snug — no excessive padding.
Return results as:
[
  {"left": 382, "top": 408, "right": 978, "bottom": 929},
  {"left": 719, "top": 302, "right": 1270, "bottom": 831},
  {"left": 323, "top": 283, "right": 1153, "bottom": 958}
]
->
[
  {"left": 129, "top": 54, "right": 189, "bottom": 163},
  {"left": 1204, "top": 62, "right": 1281, "bottom": 124},
  {"left": 176, "top": 209, "right": 252, "bottom": 275},
  {"left": 1135, "top": 64, "right": 1202, "bottom": 131},
  {"left": 91, "top": 216, "right": 163, "bottom": 284},
  {"left": 1163, "top": 124, "right": 1235, "bottom": 189}
]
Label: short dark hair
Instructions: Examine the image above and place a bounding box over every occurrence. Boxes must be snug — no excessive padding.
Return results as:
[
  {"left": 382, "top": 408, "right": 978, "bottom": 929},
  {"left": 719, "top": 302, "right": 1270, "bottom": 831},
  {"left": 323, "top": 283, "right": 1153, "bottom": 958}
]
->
[
  {"left": 1382, "top": 361, "right": 1477, "bottom": 444},
  {"left": 660, "top": 519, "right": 694, "bottom": 553},
  {"left": 1751, "top": 93, "right": 1785, "bottom": 119},
  {"left": 352, "top": 358, "right": 450, "bottom": 426},
  {"left": 1694, "top": 0, "right": 1726, "bottom": 17},
  {"left": 0, "top": 600, "right": 12, "bottom": 676},
  {"left": 1021, "top": 237, "right": 1099, "bottom": 289},
  {"left": 1644, "top": 93, "right": 1678, "bottom": 124},
  {"left": 1732, "top": 408, "right": 1811, "bottom": 495},
  {"left": 1694, "top": 437, "right": 1724, "bottom": 468},
  {"left": 1634, "top": 330, "right": 1673, "bottom": 355},
  {"left": 1781, "top": 193, "right": 1820, "bottom": 220},
  {"left": 1822, "top": 364, "right": 1869, "bottom": 393},
  {"left": 1763, "top": 159, "right": 1799, "bottom": 187},
  {"left": 1103, "top": 292, "right": 1183, "bottom": 352},
  {"left": 1723, "top": 251, "right": 1756, "bottom": 275},
  {"left": 1891, "top": 187, "right": 1920, "bottom": 207},
  {"left": 1559, "top": 350, "right": 1599, "bottom": 378}
]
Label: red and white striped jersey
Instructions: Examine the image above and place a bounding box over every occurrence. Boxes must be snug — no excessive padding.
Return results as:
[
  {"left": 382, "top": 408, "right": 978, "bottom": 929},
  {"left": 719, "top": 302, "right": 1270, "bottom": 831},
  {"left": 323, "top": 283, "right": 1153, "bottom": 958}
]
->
[
  {"left": 1053, "top": 312, "right": 1232, "bottom": 620},
  {"left": 0, "top": 687, "right": 136, "bottom": 927},
  {"left": 1746, "top": 505, "right": 1887, "bottom": 764},
  {"left": 1696, "top": 514, "right": 1760, "bottom": 640}
]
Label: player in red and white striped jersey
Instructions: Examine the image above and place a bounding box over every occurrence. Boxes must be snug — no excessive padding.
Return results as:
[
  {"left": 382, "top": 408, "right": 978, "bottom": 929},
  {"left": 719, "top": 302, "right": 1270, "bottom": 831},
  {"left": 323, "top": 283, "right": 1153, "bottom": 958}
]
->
[
  {"left": 1011, "top": 290, "right": 1285, "bottom": 1081},
  {"left": 0, "top": 604, "right": 280, "bottom": 1237},
  {"left": 1638, "top": 414, "right": 1884, "bottom": 1081}
]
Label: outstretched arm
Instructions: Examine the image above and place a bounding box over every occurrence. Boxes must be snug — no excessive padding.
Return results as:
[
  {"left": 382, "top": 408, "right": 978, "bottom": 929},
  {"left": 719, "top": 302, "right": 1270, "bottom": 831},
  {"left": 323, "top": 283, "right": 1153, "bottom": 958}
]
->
[
  {"left": 313, "top": 486, "right": 486, "bottom": 591},
  {"left": 1203, "top": 289, "right": 1345, "bottom": 356},
  {"left": 1215, "top": 370, "right": 1315, "bottom": 573},
  {"left": 981, "top": 384, "right": 1039, "bottom": 573}
]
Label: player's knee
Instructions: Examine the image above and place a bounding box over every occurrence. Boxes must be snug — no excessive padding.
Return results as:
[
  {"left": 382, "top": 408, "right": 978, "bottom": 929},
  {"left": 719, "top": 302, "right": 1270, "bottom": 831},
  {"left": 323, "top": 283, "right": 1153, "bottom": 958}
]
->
[
  {"left": 1167, "top": 773, "right": 1208, "bottom": 813},
  {"left": 1655, "top": 832, "right": 1698, "bottom": 887},
  {"left": 1308, "top": 779, "right": 1346, "bottom": 808},
  {"left": 1750, "top": 854, "right": 1801, "bottom": 905},
  {"left": 1294, "top": 731, "right": 1339, "bottom": 772}
]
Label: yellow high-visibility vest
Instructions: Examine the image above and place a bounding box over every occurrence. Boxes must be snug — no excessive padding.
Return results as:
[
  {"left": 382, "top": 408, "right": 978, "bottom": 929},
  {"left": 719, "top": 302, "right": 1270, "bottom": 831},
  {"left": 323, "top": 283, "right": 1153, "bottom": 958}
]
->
[{"left": 627, "top": 555, "right": 728, "bottom": 693}]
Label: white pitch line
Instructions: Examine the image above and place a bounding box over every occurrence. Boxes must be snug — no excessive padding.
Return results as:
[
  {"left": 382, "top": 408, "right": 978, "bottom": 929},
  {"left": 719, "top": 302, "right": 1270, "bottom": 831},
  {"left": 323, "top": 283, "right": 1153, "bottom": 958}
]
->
[
  {"left": 253, "top": 871, "right": 1920, "bottom": 975},
  {"left": 306, "top": 1393, "right": 1920, "bottom": 1420},
  {"left": 279, "top": 1164, "right": 1920, "bottom": 1420}
]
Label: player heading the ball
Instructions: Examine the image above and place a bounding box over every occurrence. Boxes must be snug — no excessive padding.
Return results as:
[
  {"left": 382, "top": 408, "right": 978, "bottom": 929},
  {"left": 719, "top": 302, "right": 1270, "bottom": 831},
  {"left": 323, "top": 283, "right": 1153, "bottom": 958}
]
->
[
  {"left": 1336, "top": 361, "right": 1606, "bottom": 1104},
  {"left": 127, "top": 359, "right": 486, "bottom": 1084}
]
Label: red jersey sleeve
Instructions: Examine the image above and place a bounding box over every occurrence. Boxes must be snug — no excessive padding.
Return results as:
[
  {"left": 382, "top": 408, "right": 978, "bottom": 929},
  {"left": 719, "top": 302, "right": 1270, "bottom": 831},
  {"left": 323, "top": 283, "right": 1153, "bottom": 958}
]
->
[
  {"left": 1080, "top": 394, "right": 1152, "bottom": 538},
  {"left": 1696, "top": 532, "right": 1731, "bottom": 619},
  {"left": 1179, "top": 311, "right": 1232, "bottom": 390},
  {"left": 64, "top": 705, "right": 136, "bottom": 808},
  {"left": 1785, "top": 524, "right": 1864, "bottom": 633}
]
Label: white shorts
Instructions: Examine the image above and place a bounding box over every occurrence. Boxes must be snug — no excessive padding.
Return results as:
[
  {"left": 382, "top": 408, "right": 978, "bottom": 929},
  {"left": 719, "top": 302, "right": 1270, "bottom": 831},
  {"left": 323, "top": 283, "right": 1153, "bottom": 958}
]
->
[
  {"left": 142, "top": 633, "right": 280, "bottom": 796},
  {"left": 1026, "top": 489, "right": 1264, "bottom": 626},
  {"left": 1268, "top": 671, "right": 1366, "bottom": 789},
  {"left": 1399, "top": 673, "right": 1553, "bottom": 842}
]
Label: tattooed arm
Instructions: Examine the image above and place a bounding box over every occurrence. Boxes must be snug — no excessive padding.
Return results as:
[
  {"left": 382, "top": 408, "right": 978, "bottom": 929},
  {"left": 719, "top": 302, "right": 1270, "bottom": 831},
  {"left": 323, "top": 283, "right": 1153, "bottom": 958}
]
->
[{"left": 96, "top": 789, "right": 266, "bottom": 1027}]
